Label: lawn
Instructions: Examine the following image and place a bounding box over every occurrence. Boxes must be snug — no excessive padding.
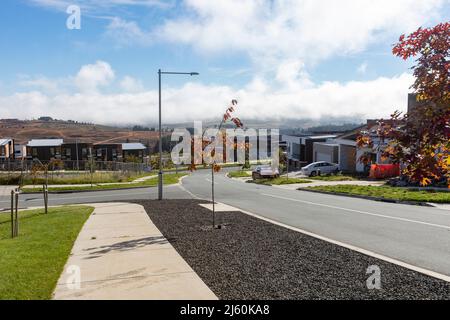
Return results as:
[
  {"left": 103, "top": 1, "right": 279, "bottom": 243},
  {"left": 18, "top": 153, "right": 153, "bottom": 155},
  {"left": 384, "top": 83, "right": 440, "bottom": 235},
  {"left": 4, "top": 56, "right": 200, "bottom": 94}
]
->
[
  {"left": 21, "top": 173, "right": 186, "bottom": 193},
  {"left": 250, "top": 177, "right": 312, "bottom": 185},
  {"left": 0, "top": 206, "right": 93, "bottom": 300},
  {"left": 307, "top": 174, "right": 359, "bottom": 181},
  {"left": 228, "top": 170, "right": 252, "bottom": 178},
  {"left": 0, "top": 171, "right": 155, "bottom": 186},
  {"left": 306, "top": 185, "right": 450, "bottom": 203}
]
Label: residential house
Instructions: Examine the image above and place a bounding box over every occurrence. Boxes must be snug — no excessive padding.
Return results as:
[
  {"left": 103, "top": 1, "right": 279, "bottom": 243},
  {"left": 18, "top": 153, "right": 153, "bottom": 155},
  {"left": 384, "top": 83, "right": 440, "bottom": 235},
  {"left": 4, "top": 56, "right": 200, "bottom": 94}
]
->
[
  {"left": 122, "top": 143, "right": 147, "bottom": 162},
  {"left": 282, "top": 134, "right": 337, "bottom": 169},
  {"left": 312, "top": 142, "right": 339, "bottom": 164},
  {"left": 61, "top": 142, "right": 93, "bottom": 162},
  {"left": 0, "top": 138, "right": 15, "bottom": 160},
  {"left": 93, "top": 144, "right": 123, "bottom": 162},
  {"left": 26, "top": 139, "right": 64, "bottom": 161},
  {"left": 317, "top": 121, "right": 393, "bottom": 174},
  {"left": 14, "top": 144, "right": 26, "bottom": 160}
]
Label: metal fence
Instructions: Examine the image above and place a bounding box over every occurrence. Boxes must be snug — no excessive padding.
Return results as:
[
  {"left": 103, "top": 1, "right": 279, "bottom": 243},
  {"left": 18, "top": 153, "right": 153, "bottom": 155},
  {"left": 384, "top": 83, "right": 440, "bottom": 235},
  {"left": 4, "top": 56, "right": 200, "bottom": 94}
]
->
[{"left": 0, "top": 159, "right": 150, "bottom": 172}]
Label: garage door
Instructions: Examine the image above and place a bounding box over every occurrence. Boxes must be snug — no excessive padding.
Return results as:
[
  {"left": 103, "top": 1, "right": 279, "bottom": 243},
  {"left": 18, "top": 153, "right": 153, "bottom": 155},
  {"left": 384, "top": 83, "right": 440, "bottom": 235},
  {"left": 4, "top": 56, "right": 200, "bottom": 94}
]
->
[{"left": 316, "top": 152, "right": 332, "bottom": 162}]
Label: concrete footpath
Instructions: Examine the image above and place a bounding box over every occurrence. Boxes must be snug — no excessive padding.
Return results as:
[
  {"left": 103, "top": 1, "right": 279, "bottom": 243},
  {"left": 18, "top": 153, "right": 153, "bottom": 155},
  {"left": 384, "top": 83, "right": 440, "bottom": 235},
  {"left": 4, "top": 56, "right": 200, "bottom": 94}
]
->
[{"left": 53, "top": 202, "right": 217, "bottom": 300}]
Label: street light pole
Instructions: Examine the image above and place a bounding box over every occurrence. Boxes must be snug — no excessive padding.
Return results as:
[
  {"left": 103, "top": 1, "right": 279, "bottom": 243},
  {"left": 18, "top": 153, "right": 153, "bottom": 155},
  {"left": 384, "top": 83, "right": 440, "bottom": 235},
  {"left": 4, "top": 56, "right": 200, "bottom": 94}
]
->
[
  {"left": 157, "top": 70, "right": 199, "bottom": 201},
  {"left": 158, "top": 69, "right": 163, "bottom": 200}
]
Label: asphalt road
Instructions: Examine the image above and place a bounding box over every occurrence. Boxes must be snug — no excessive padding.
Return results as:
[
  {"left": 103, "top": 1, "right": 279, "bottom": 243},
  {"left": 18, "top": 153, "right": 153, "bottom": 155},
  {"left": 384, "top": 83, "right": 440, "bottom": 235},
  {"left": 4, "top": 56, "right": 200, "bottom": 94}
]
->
[{"left": 2, "top": 169, "right": 450, "bottom": 278}]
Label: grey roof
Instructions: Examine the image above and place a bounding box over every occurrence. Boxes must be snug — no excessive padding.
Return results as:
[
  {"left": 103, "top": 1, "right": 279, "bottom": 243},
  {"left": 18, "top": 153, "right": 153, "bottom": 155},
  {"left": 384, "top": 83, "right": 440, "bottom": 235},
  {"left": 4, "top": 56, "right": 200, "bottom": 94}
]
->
[
  {"left": 0, "top": 139, "right": 12, "bottom": 146},
  {"left": 122, "top": 143, "right": 146, "bottom": 151},
  {"left": 27, "top": 139, "right": 64, "bottom": 147},
  {"left": 306, "top": 135, "right": 337, "bottom": 140},
  {"left": 314, "top": 142, "right": 339, "bottom": 147}
]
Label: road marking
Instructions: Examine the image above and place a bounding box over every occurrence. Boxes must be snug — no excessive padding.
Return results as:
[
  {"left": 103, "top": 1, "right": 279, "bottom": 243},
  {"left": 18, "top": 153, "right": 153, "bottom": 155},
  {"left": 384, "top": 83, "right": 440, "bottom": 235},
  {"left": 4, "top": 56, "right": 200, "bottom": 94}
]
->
[
  {"left": 216, "top": 201, "right": 450, "bottom": 283},
  {"left": 262, "top": 193, "right": 450, "bottom": 230},
  {"left": 205, "top": 178, "right": 218, "bottom": 184},
  {"left": 178, "top": 183, "right": 201, "bottom": 200}
]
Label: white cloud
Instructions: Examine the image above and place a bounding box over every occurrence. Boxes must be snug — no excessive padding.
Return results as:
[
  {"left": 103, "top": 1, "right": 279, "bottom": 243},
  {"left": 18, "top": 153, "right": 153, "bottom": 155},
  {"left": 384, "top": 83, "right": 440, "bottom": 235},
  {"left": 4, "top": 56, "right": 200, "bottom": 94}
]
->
[
  {"left": 18, "top": 75, "right": 62, "bottom": 94},
  {"left": 156, "top": 0, "right": 446, "bottom": 64},
  {"left": 120, "top": 76, "right": 144, "bottom": 92},
  {"left": 74, "top": 61, "right": 115, "bottom": 93},
  {"left": 357, "top": 62, "right": 368, "bottom": 74},
  {"left": 0, "top": 67, "right": 414, "bottom": 125},
  {"left": 105, "top": 17, "right": 154, "bottom": 46}
]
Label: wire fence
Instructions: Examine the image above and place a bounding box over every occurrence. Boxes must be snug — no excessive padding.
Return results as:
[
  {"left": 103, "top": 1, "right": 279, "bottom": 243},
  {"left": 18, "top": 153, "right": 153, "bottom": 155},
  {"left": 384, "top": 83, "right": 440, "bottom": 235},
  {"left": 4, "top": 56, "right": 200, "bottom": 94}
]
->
[{"left": 0, "top": 159, "right": 150, "bottom": 172}]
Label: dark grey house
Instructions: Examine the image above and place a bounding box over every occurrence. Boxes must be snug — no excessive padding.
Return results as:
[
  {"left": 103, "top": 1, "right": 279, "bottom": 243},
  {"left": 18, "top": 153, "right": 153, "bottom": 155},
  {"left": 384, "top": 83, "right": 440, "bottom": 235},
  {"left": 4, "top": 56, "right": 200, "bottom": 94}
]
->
[
  {"left": 122, "top": 143, "right": 147, "bottom": 162},
  {"left": 26, "top": 139, "right": 64, "bottom": 161}
]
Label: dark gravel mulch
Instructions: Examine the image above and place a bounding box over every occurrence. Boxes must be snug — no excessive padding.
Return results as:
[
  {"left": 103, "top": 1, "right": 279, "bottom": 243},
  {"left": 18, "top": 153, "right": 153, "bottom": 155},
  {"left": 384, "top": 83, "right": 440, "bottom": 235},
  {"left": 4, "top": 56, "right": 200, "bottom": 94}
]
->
[{"left": 134, "top": 199, "right": 450, "bottom": 300}]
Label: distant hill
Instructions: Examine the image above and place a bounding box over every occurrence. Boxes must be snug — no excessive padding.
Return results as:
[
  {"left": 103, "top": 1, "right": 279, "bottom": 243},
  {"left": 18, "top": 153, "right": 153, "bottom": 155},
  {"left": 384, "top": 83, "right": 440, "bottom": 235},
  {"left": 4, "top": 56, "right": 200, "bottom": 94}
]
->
[{"left": 0, "top": 119, "right": 161, "bottom": 146}]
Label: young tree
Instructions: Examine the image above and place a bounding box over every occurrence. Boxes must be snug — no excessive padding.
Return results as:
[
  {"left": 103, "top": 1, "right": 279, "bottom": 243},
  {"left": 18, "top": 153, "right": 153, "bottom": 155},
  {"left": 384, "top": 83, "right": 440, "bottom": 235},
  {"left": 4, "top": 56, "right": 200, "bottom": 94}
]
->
[
  {"left": 358, "top": 22, "right": 449, "bottom": 187},
  {"left": 190, "top": 100, "right": 243, "bottom": 229}
]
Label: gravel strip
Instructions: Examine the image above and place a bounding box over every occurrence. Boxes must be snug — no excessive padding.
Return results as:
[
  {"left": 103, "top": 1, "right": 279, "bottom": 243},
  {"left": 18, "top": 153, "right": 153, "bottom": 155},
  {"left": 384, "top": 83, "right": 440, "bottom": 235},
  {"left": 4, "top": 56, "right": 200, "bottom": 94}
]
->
[{"left": 135, "top": 199, "right": 450, "bottom": 300}]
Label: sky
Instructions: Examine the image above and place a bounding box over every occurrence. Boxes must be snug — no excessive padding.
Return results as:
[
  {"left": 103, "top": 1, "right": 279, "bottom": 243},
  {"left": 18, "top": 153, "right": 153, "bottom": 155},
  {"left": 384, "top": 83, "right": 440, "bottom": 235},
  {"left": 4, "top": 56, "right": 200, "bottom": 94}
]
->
[{"left": 0, "top": 0, "right": 449, "bottom": 126}]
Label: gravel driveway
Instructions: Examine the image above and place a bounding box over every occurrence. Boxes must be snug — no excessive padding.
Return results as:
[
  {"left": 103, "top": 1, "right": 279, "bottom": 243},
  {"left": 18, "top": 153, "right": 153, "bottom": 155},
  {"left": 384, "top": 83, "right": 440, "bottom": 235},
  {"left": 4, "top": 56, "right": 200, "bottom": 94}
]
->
[{"left": 135, "top": 199, "right": 450, "bottom": 300}]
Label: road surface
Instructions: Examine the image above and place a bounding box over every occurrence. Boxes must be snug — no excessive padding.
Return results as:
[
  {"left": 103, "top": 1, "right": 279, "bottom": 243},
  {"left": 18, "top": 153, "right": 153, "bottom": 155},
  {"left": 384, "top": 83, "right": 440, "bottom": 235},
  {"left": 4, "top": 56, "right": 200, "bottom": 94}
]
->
[{"left": 1, "top": 169, "right": 449, "bottom": 277}]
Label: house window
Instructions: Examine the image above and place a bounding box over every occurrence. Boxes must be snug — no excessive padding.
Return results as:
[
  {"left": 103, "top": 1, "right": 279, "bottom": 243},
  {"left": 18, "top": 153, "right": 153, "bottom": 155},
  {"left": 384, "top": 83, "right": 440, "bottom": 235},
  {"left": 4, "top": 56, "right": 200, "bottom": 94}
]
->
[
  {"left": 32, "top": 148, "right": 38, "bottom": 157},
  {"left": 97, "top": 149, "right": 102, "bottom": 157},
  {"left": 66, "top": 148, "right": 71, "bottom": 156},
  {"left": 50, "top": 148, "right": 55, "bottom": 156}
]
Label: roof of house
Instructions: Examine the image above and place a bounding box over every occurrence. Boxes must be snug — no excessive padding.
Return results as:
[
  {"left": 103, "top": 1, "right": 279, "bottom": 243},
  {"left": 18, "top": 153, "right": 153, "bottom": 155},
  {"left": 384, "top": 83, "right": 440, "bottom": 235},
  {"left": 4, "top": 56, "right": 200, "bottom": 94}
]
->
[
  {"left": 122, "top": 143, "right": 146, "bottom": 151},
  {"left": 27, "top": 139, "right": 64, "bottom": 147},
  {"left": 305, "top": 135, "right": 337, "bottom": 140},
  {"left": 313, "top": 142, "right": 339, "bottom": 147},
  {"left": 0, "top": 139, "right": 12, "bottom": 146}
]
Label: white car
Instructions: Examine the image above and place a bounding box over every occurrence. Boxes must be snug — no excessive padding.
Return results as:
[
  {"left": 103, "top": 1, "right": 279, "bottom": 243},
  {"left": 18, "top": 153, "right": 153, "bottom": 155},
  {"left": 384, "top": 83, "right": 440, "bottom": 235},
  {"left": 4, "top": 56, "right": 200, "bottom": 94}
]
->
[
  {"left": 252, "top": 165, "right": 280, "bottom": 179},
  {"left": 301, "top": 161, "right": 339, "bottom": 177}
]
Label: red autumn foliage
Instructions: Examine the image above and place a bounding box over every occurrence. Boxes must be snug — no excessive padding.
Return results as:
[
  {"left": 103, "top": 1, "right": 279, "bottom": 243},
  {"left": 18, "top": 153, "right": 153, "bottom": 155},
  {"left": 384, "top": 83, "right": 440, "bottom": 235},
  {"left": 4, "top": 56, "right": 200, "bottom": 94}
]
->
[
  {"left": 189, "top": 100, "right": 245, "bottom": 171},
  {"left": 358, "top": 22, "right": 450, "bottom": 187}
]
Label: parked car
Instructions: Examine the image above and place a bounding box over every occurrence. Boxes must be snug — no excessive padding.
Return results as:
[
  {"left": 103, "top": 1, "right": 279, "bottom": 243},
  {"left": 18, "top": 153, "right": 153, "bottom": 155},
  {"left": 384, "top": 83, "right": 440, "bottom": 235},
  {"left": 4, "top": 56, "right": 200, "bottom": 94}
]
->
[
  {"left": 252, "top": 165, "right": 280, "bottom": 179},
  {"left": 301, "top": 161, "right": 339, "bottom": 177}
]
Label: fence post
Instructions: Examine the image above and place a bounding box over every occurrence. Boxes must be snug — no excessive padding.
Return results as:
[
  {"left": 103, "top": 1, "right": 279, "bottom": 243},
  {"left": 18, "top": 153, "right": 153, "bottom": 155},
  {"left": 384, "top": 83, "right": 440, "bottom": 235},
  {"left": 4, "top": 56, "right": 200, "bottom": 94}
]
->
[
  {"left": 14, "top": 191, "right": 19, "bottom": 237},
  {"left": 10, "top": 190, "right": 14, "bottom": 238},
  {"left": 43, "top": 183, "right": 48, "bottom": 214}
]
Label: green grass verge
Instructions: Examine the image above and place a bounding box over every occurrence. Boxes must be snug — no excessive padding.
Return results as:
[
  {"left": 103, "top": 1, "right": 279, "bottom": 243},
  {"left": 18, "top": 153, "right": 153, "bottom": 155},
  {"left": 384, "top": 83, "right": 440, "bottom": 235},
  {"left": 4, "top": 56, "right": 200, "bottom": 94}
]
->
[
  {"left": 228, "top": 171, "right": 252, "bottom": 178},
  {"left": 306, "top": 185, "right": 450, "bottom": 203},
  {"left": 21, "top": 173, "right": 186, "bottom": 193},
  {"left": 0, "top": 206, "right": 93, "bottom": 300},
  {"left": 0, "top": 172, "right": 155, "bottom": 185},
  {"left": 250, "top": 177, "right": 312, "bottom": 185},
  {"left": 307, "top": 174, "right": 359, "bottom": 181}
]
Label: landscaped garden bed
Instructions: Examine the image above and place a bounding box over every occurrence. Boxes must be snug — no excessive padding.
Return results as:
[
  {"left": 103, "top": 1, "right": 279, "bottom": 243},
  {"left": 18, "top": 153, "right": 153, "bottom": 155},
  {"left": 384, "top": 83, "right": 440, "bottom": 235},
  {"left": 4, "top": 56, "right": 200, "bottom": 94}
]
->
[
  {"left": 228, "top": 170, "right": 252, "bottom": 178},
  {"left": 136, "top": 199, "right": 450, "bottom": 299},
  {"left": 248, "top": 177, "right": 312, "bottom": 185}
]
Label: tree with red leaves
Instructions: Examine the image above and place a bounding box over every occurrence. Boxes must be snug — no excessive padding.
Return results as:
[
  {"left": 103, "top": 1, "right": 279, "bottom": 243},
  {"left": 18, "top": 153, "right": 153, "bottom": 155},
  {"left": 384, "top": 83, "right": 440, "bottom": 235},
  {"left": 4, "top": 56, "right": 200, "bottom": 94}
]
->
[
  {"left": 189, "top": 100, "right": 244, "bottom": 228},
  {"left": 358, "top": 22, "right": 449, "bottom": 187}
]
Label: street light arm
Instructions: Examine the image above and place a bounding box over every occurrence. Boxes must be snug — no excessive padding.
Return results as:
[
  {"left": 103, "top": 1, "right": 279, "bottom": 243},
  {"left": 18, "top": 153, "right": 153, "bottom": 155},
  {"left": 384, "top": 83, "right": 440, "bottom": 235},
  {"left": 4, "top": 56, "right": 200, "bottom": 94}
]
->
[{"left": 160, "top": 71, "right": 200, "bottom": 76}]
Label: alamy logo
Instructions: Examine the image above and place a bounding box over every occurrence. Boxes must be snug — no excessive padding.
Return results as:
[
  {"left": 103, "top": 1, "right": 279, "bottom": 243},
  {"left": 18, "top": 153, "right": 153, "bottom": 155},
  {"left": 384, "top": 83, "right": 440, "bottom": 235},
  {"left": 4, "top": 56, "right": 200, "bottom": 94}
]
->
[
  {"left": 66, "top": 5, "right": 81, "bottom": 30},
  {"left": 170, "top": 121, "right": 280, "bottom": 168},
  {"left": 366, "top": 265, "right": 381, "bottom": 290},
  {"left": 66, "top": 265, "right": 81, "bottom": 290}
]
